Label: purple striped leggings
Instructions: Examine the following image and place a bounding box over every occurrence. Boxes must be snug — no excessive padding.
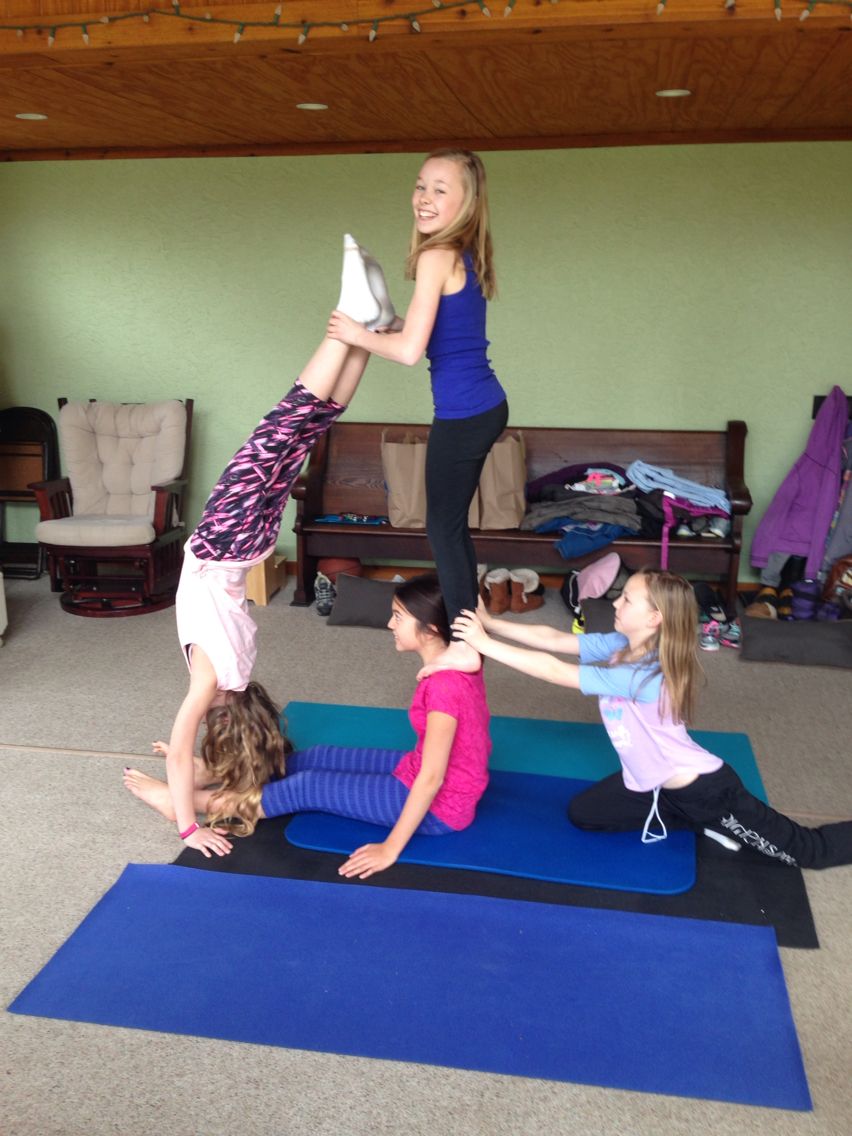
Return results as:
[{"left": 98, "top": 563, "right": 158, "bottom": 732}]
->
[
  {"left": 190, "top": 381, "right": 344, "bottom": 562},
  {"left": 260, "top": 744, "right": 453, "bottom": 834}
]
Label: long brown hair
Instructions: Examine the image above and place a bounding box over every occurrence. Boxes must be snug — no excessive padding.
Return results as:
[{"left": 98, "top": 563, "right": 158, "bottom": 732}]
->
[
  {"left": 201, "top": 681, "right": 292, "bottom": 836},
  {"left": 405, "top": 149, "right": 496, "bottom": 300},
  {"left": 615, "top": 570, "right": 703, "bottom": 725}
]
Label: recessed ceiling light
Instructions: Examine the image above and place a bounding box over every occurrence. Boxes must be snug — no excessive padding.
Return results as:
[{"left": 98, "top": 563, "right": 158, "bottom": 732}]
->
[
  {"left": 296, "top": 102, "right": 328, "bottom": 111},
  {"left": 655, "top": 89, "right": 692, "bottom": 99},
  {"left": 15, "top": 112, "right": 48, "bottom": 120}
]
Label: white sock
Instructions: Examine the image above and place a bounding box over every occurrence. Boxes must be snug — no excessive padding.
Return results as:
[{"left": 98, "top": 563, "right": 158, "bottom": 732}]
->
[
  {"left": 358, "top": 241, "right": 396, "bottom": 330},
  {"left": 336, "top": 234, "right": 380, "bottom": 326}
]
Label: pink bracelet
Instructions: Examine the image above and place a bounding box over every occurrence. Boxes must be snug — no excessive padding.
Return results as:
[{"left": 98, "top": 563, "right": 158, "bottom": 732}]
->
[{"left": 179, "top": 821, "right": 200, "bottom": 840}]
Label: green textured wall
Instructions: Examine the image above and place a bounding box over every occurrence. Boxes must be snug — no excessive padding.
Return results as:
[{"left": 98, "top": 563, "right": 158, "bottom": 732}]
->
[{"left": 2, "top": 143, "right": 850, "bottom": 577}]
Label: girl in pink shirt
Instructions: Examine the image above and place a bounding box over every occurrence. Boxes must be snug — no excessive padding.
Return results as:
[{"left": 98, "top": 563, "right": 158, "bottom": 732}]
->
[
  {"left": 125, "top": 574, "right": 492, "bottom": 880},
  {"left": 454, "top": 569, "right": 852, "bottom": 871}
]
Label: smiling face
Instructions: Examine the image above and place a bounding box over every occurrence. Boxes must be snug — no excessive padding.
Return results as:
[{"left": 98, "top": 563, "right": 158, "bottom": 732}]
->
[
  {"left": 612, "top": 574, "right": 661, "bottom": 646},
  {"left": 388, "top": 597, "right": 430, "bottom": 653},
  {"left": 412, "top": 156, "right": 467, "bottom": 236}
]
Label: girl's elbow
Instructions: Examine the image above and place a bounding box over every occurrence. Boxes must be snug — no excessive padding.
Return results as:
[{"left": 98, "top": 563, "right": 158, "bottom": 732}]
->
[{"left": 417, "top": 771, "right": 445, "bottom": 795}]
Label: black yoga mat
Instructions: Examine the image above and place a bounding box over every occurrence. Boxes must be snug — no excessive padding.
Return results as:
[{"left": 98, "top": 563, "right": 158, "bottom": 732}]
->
[{"left": 175, "top": 813, "right": 819, "bottom": 950}]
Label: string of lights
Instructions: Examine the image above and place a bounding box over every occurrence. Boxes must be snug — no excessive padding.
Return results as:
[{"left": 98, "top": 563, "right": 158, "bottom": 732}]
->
[
  {"left": 656, "top": 0, "right": 850, "bottom": 16},
  {"left": 2, "top": 0, "right": 850, "bottom": 48}
]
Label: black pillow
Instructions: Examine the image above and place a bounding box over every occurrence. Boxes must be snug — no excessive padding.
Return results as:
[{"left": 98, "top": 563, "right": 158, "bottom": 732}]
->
[
  {"left": 326, "top": 573, "right": 397, "bottom": 629},
  {"left": 741, "top": 615, "right": 852, "bottom": 669}
]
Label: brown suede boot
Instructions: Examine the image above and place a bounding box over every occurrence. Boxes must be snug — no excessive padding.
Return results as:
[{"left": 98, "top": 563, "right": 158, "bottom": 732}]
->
[
  {"left": 509, "top": 569, "right": 545, "bottom": 613},
  {"left": 483, "top": 568, "right": 510, "bottom": 614}
]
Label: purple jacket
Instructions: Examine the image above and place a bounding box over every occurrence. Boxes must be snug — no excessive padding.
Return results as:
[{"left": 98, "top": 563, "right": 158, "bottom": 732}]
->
[{"left": 751, "top": 385, "right": 849, "bottom": 578}]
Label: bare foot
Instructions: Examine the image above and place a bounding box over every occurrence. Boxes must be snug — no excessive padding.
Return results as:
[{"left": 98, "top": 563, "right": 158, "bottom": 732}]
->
[
  {"left": 123, "top": 768, "right": 177, "bottom": 822},
  {"left": 417, "top": 640, "right": 481, "bottom": 680}
]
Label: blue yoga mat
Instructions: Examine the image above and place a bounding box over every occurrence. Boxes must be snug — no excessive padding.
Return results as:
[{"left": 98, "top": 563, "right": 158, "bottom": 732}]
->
[
  {"left": 8, "top": 864, "right": 811, "bottom": 1110},
  {"left": 282, "top": 702, "right": 768, "bottom": 800},
  {"left": 286, "top": 770, "right": 696, "bottom": 894}
]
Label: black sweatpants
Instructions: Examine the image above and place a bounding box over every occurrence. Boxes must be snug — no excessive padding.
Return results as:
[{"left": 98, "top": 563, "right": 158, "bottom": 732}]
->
[
  {"left": 568, "top": 763, "right": 852, "bottom": 869},
  {"left": 426, "top": 400, "right": 509, "bottom": 632}
]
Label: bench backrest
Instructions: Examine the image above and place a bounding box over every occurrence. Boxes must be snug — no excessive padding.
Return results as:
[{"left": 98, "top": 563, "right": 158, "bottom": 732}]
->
[{"left": 316, "top": 422, "right": 732, "bottom": 517}]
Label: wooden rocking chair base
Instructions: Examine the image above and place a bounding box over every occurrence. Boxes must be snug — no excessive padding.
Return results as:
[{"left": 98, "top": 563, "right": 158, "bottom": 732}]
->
[{"left": 58, "top": 587, "right": 177, "bottom": 617}]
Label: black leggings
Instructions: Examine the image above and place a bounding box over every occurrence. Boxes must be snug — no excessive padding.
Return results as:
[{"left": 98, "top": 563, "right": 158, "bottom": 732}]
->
[
  {"left": 568, "top": 763, "right": 852, "bottom": 870},
  {"left": 426, "top": 400, "right": 509, "bottom": 632}
]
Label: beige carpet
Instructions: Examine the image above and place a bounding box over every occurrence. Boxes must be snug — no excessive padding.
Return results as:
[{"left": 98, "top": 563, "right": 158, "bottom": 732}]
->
[{"left": 1, "top": 575, "right": 851, "bottom": 1136}]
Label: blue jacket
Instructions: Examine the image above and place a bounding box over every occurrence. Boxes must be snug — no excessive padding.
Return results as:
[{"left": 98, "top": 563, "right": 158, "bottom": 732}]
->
[{"left": 751, "top": 385, "right": 849, "bottom": 578}]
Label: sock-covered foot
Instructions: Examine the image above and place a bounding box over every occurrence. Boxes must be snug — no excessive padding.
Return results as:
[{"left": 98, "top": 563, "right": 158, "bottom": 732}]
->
[
  {"left": 417, "top": 639, "right": 482, "bottom": 681},
  {"left": 336, "top": 233, "right": 381, "bottom": 326},
  {"left": 358, "top": 241, "right": 397, "bottom": 330},
  {"left": 123, "top": 767, "right": 177, "bottom": 822}
]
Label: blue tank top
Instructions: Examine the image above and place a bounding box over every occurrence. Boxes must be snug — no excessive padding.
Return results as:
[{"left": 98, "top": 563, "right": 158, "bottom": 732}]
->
[{"left": 425, "top": 253, "right": 506, "bottom": 420}]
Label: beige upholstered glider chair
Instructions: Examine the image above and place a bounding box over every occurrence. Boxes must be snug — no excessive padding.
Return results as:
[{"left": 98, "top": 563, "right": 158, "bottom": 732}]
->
[{"left": 30, "top": 398, "right": 193, "bottom": 616}]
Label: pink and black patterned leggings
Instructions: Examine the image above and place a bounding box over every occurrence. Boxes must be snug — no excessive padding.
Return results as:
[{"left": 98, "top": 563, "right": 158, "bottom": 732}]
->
[{"left": 190, "top": 381, "right": 344, "bottom": 563}]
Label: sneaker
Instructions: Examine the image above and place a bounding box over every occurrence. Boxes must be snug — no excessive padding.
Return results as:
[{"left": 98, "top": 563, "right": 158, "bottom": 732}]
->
[
  {"left": 702, "top": 516, "right": 731, "bottom": 539},
  {"left": 314, "top": 571, "right": 336, "bottom": 616},
  {"left": 698, "top": 621, "right": 721, "bottom": 651},
  {"left": 718, "top": 620, "right": 741, "bottom": 649},
  {"left": 675, "top": 521, "right": 695, "bottom": 538},
  {"left": 693, "top": 582, "right": 727, "bottom": 623}
]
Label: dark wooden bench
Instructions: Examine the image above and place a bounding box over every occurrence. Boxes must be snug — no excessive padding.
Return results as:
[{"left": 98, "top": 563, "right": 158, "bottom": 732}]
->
[{"left": 291, "top": 420, "right": 752, "bottom": 615}]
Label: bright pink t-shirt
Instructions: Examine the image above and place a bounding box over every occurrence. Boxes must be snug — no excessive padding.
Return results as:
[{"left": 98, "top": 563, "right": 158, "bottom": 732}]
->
[{"left": 393, "top": 669, "right": 491, "bottom": 830}]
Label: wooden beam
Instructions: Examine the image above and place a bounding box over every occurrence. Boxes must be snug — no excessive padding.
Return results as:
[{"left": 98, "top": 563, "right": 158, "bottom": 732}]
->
[{"left": 4, "top": 124, "right": 851, "bottom": 162}]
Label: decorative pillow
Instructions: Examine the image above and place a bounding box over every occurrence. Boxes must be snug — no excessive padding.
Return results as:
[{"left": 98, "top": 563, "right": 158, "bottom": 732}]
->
[{"left": 327, "top": 573, "right": 397, "bottom": 629}]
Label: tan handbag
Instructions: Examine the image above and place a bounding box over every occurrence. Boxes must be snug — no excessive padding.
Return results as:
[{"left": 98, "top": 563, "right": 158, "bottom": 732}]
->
[
  {"left": 477, "top": 431, "right": 526, "bottom": 529},
  {"left": 381, "top": 429, "right": 429, "bottom": 528},
  {"left": 381, "top": 429, "right": 481, "bottom": 530}
]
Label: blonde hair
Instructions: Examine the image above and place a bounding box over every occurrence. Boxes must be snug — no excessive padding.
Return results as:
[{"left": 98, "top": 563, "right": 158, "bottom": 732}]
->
[
  {"left": 405, "top": 149, "right": 496, "bottom": 300},
  {"left": 201, "top": 681, "right": 292, "bottom": 836},
  {"left": 622, "top": 570, "right": 703, "bottom": 726}
]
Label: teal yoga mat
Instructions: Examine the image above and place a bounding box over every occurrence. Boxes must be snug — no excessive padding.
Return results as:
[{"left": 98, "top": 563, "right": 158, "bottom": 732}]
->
[{"left": 282, "top": 701, "right": 768, "bottom": 801}]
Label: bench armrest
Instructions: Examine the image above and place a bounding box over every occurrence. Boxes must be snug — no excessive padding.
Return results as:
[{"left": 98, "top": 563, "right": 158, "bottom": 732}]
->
[
  {"left": 724, "top": 420, "right": 753, "bottom": 515},
  {"left": 292, "top": 431, "right": 330, "bottom": 526},
  {"left": 151, "top": 478, "right": 188, "bottom": 536}
]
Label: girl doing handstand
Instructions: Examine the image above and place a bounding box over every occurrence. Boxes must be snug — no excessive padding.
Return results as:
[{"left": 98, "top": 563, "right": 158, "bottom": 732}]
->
[{"left": 124, "top": 241, "right": 393, "bottom": 857}]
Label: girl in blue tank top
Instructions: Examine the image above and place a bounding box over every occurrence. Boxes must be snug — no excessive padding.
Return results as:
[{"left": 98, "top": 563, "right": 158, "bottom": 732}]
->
[{"left": 328, "top": 149, "right": 508, "bottom": 677}]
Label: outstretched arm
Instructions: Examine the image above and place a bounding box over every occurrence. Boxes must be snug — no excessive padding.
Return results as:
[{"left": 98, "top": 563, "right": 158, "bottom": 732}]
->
[
  {"left": 477, "top": 598, "right": 581, "bottom": 656},
  {"left": 453, "top": 610, "right": 582, "bottom": 690},
  {"left": 338, "top": 710, "right": 457, "bottom": 879},
  {"left": 326, "top": 247, "right": 455, "bottom": 366},
  {"left": 165, "top": 646, "right": 232, "bottom": 857}
]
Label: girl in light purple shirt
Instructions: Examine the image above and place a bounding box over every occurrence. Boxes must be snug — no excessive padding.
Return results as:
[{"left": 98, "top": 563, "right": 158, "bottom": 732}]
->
[{"left": 454, "top": 569, "right": 852, "bottom": 870}]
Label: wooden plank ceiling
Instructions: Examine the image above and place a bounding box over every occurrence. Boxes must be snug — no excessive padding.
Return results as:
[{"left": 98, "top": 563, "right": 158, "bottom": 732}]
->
[{"left": 1, "top": 0, "right": 851, "bottom": 160}]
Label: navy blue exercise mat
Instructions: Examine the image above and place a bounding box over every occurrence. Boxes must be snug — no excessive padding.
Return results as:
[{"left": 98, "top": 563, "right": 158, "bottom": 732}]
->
[
  {"left": 282, "top": 702, "right": 768, "bottom": 801},
  {"left": 285, "top": 770, "right": 696, "bottom": 894},
  {"left": 8, "top": 865, "right": 811, "bottom": 1110}
]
